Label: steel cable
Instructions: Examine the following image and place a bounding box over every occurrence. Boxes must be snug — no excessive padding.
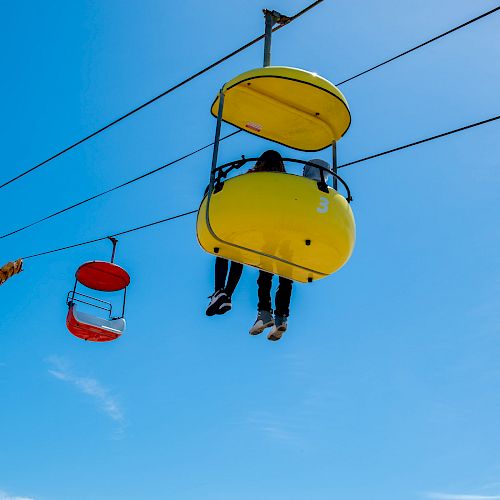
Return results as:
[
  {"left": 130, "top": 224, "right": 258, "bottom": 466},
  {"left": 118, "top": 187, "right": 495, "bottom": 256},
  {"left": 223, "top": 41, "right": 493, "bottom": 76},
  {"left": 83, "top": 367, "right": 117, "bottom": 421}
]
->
[
  {"left": 0, "top": 0, "right": 324, "bottom": 191},
  {"left": 21, "top": 114, "right": 499, "bottom": 260},
  {"left": 4, "top": 6, "right": 499, "bottom": 240}
]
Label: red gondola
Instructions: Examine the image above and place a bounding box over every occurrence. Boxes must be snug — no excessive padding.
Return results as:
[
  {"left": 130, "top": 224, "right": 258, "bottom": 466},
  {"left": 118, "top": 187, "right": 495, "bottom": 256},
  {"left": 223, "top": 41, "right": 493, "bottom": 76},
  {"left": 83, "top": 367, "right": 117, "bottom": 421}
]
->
[{"left": 66, "top": 238, "right": 130, "bottom": 342}]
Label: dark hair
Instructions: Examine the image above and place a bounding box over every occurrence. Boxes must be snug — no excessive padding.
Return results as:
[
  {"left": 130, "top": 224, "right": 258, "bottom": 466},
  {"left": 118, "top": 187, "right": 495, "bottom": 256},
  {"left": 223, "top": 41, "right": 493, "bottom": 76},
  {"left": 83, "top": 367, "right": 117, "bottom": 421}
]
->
[{"left": 252, "top": 150, "right": 286, "bottom": 173}]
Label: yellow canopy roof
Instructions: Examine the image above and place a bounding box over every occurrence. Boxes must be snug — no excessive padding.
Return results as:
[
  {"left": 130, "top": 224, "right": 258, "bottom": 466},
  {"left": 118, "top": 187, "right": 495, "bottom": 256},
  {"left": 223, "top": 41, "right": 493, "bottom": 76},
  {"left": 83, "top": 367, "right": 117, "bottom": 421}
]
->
[{"left": 211, "top": 66, "right": 351, "bottom": 151}]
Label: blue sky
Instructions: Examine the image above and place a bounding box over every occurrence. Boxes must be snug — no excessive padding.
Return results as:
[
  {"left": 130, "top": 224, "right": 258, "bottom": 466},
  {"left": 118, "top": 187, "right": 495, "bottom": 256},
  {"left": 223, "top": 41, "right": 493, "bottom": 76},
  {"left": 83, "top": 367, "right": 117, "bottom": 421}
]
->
[{"left": 0, "top": 1, "right": 499, "bottom": 499}]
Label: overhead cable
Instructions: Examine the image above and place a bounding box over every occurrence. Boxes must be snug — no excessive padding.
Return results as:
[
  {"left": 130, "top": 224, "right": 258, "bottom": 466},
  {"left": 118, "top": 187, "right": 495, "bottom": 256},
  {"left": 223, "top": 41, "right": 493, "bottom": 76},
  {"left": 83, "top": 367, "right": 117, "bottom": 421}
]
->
[
  {"left": 4, "top": 6, "right": 499, "bottom": 240},
  {"left": 3, "top": 4, "right": 498, "bottom": 191},
  {"left": 336, "top": 5, "right": 500, "bottom": 85},
  {"left": 21, "top": 114, "right": 499, "bottom": 260},
  {"left": 0, "top": 131, "right": 241, "bottom": 240},
  {"left": 0, "top": 0, "right": 324, "bottom": 191},
  {"left": 22, "top": 210, "right": 198, "bottom": 260},
  {"left": 338, "top": 115, "right": 500, "bottom": 169}
]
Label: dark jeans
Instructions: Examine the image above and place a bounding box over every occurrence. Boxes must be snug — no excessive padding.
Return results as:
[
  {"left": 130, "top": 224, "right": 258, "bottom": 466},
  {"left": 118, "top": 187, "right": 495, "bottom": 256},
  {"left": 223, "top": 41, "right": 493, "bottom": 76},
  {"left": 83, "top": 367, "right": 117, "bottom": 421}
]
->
[
  {"left": 257, "top": 271, "right": 293, "bottom": 317},
  {"left": 214, "top": 257, "right": 243, "bottom": 296}
]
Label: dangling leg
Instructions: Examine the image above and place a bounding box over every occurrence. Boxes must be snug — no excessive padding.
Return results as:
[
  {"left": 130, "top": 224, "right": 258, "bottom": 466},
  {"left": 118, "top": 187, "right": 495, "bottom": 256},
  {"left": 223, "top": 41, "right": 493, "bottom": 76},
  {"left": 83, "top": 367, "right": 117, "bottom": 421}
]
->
[
  {"left": 214, "top": 257, "right": 228, "bottom": 292},
  {"left": 216, "top": 261, "right": 243, "bottom": 315},
  {"left": 225, "top": 261, "right": 243, "bottom": 297},
  {"left": 268, "top": 277, "right": 293, "bottom": 341},
  {"left": 275, "top": 277, "right": 292, "bottom": 317},
  {"left": 249, "top": 271, "right": 275, "bottom": 335},
  {"left": 206, "top": 257, "right": 229, "bottom": 316}
]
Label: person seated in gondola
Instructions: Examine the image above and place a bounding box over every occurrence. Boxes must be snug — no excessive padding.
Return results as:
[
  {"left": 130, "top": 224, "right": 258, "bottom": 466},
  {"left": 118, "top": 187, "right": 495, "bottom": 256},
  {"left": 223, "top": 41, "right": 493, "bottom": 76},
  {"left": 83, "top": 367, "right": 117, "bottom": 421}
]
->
[
  {"left": 249, "top": 157, "right": 332, "bottom": 341},
  {"left": 205, "top": 150, "right": 286, "bottom": 317},
  {"left": 246, "top": 150, "right": 291, "bottom": 341},
  {"left": 303, "top": 158, "right": 331, "bottom": 182}
]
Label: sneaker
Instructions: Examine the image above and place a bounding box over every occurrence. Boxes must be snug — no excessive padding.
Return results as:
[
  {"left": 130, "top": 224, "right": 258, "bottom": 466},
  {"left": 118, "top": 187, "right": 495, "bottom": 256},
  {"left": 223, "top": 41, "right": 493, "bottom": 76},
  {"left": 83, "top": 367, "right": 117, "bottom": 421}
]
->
[
  {"left": 249, "top": 310, "right": 274, "bottom": 335},
  {"left": 206, "top": 290, "right": 230, "bottom": 316},
  {"left": 267, "top": 314, "right": 287, "bottom": 341},
  {"left": 217, "top": 295, "right": 232, "bottom": 315}
]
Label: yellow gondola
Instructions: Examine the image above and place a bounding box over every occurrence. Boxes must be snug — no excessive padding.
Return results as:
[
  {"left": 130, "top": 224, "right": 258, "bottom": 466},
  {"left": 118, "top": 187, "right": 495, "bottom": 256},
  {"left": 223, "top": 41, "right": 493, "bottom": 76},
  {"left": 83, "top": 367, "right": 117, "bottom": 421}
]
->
[
  {"left": 197, "top": 166, "right": 355, "bottom": 283},
  {"left": 197, "top": 15, "right": 356, "bottom": 283}
]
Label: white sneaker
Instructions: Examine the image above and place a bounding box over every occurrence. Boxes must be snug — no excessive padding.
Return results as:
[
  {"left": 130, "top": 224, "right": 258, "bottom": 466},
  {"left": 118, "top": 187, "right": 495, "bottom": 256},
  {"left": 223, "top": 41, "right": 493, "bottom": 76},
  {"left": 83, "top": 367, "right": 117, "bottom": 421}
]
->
[
  {"left": 267, "top": 315, "right": 287, "bottom": 341},
  {"left": 249, "top": 310, "right": 274, "bottom": 335},
  {"left": 206, "top": 290, "right": 229, "bottom": 316}
]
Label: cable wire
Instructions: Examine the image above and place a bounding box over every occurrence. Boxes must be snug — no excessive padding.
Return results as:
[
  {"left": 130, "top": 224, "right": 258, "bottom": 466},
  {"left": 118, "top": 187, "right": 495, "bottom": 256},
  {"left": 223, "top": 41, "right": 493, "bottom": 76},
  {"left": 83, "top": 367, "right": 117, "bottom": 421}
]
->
[
  {"left": 0, "top": 130, "right": 241, "bottom": 240},
  {"left": 4, "top": 6, "right": 499, "bottom": 240},
  {"left": 0, "top": 0, "right": 324, "bottom": 191},
  {"left": 336, "top": 5, "right": 500, "bottom": 86},
  {"left": 21, "top": 114, "right": 499, "bottom": 260},
  {"left": 22, "top": 210, "right": 198, "bottom": 259},
  {"left": 338, "top": 115, "right": 499, "bottom": 169}
]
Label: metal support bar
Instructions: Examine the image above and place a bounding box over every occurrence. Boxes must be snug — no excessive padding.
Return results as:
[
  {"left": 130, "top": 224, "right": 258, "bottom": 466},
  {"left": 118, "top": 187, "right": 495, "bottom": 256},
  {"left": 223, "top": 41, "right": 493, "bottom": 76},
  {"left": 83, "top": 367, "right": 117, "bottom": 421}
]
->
[
  {"left": 331, "top": 142, "right": 338, "bottom": 190},
  {"left": 205, "top": 89, "right": 226, "bottom": 246},
  {"left": 209, "top": 90, "right": 225, "bottom": 190},
  {"left": 66, "top": 290, "right": 113, "bottom": 312},
  {"left": 263, "top": 9, "right": 290, "bottom": 67},
  {"left": 209, "top": 156, "right": 352, "bottom": 203},
  {"left": 121, "top": 287, "right": 127, "bottom": 318},
  {"left": 263, "top": 10, "right": 274, "bottom": 67},
  {"left": 108, "top": 236, "right": 118, "bottom": 263}
]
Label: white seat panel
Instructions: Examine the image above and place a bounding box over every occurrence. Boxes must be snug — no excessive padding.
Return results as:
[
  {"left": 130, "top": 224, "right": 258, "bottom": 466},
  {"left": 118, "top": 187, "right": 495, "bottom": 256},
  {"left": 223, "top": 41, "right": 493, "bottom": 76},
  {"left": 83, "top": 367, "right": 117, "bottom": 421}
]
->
[{"left": 73, "top": 305, "right": 126, "bottom": 333}]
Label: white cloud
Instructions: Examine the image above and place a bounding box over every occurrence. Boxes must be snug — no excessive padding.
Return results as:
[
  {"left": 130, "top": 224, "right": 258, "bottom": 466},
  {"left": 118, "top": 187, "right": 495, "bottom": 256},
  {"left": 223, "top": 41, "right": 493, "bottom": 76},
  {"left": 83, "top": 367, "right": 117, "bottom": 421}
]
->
[
  {"left": 245, "top": 411, "right": 302, "bottom": 445},
  {"left": 260, "top": 424, "right": 297, "bottom": 443},
  {"left": 0, "top": 490, "right": 35, "bottom": 500},
  {"left": 47, "top": 356, "right": 125, "bottom": 431},
  {"left": 425, "top": 493, "right": 500, "bottom": 500},
  {"left": 482, "top": 485, "right": 500, "bottom": 492}
]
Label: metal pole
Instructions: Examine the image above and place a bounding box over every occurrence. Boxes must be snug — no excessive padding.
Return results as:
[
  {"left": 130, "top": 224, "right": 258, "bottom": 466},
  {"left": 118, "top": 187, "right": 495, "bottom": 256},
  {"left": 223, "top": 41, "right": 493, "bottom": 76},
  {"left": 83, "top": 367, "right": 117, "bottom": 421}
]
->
[
  {"left": 206, "top": 89, "right": 226, "bottom": 254},
  {"left": 331, "top": 142, "right": 338, "bottom": 190},
  {"left": 209, "top": 89, "right": 225, "bottom": 190},
  {"left": 68, "top": 278, "right": 78, "bottom": 305},
  {"left": 263, "top": 10, "right": 290, "bottom": 67},
  {"left": 121, "top": 287, "right": 127, "bottom": 318},
  {"left": 108, "top": 237, "right": 118, "bottom": 263},
  {"left": 263, "top": 10, "right": 274, "bottom": 67}
]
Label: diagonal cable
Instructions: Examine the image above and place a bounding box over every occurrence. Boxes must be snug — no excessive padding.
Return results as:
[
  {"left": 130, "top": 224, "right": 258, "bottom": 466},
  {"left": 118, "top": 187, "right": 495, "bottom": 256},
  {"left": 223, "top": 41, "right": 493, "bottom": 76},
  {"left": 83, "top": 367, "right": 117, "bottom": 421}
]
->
[
  {"left": 0, "top": 0, "right": 324, "bottom": 191},
  {"left": 338, "top": 115, "right": 500, "bottom": 169},
  {"left": 3, "top": 6, "right": 499, "bottom": 240},
  {"left": 0, "top": 131, "right": 240, "bottom": 240},
  {"left": 22, "top": 210, "right": 198, "bottom": 259},
  {"left": 21, "top": 114, "right": 499, "bottom": 260},
  {"left": 336, "top": 5, "right": 500, "bottom": 85}
]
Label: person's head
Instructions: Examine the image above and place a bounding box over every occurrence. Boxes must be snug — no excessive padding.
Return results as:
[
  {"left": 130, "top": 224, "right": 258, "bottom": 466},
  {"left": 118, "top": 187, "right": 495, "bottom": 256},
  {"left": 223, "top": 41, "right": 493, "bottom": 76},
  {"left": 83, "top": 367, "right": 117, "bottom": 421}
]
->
[
  {"left": 303, "top": 158, "right": 331, "bottom": 182},
  {"left": 253, "top": 150, "right": 286, "bottom": 173}
]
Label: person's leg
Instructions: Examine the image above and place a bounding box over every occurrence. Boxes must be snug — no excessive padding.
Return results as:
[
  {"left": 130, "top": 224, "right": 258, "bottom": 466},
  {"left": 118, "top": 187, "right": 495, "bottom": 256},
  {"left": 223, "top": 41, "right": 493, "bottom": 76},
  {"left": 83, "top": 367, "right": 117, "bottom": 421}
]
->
[
  {"left": 213, "top": 261, "right": 243, "bottom": 316},
  {"left": 257, "top": 271, "right": 273, "bottom": 312},
  {"left": 206, "top": 257, "right": 229, "bottom": 316},
  {"left": 250, "top": 271, "right": 274, "bottom": 335},
  {"left": 224, "top": 261, "right": 243, "bottom": 296},
  {"left": 275, "top": 277, "right": 293, "bottom": 317},
  {"left": 214, "top": 257, "right": 228, "bottom": 292},
  {"left": 268, "top": 277, "right": 293, "bottom": 341}
]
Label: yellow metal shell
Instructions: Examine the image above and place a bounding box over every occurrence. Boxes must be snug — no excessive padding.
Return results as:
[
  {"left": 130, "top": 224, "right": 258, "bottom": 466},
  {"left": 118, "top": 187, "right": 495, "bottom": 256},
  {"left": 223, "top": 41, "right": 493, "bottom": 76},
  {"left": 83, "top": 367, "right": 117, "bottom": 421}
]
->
[
  {"left": 211, "top": 66, "right": 351, "bottom": 151},
  {"left": 197, "top": 172, "right": 355, "bottom": 283}
]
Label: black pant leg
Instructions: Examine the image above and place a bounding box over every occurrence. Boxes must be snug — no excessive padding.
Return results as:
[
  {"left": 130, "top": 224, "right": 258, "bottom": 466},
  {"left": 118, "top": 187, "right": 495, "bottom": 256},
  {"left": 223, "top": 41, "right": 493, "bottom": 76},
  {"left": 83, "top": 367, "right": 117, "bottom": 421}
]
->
[
  {"left": 275, "top": 277, "right": 293, "bottom": 317},
  {"left": 225, "top": 261, "right": 243, "bottom": 296},
  {"left": 257, "top": 271, "right": 273, "bottom": 312},
  {"left": 214, "top": 257, "right": 228, "bottom": 292}
]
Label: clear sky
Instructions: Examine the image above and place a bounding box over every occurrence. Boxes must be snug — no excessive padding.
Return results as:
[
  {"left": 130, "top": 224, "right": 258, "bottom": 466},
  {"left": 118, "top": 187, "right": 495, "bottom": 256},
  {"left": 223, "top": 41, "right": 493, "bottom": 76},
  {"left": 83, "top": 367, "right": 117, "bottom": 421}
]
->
[{"left": 1, "top": 1, "right": 499, "bottom": 499}]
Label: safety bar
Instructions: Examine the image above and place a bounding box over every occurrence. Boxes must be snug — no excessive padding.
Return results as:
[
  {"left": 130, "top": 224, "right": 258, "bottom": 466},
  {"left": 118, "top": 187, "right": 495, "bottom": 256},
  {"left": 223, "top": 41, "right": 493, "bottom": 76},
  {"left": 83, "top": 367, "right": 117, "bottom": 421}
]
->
[
  {"left": 211, "top": 157, "right": 352, "bottom": 202},
  {"left": 66, "top": 290, "right": 113, "bottom": 314}
]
